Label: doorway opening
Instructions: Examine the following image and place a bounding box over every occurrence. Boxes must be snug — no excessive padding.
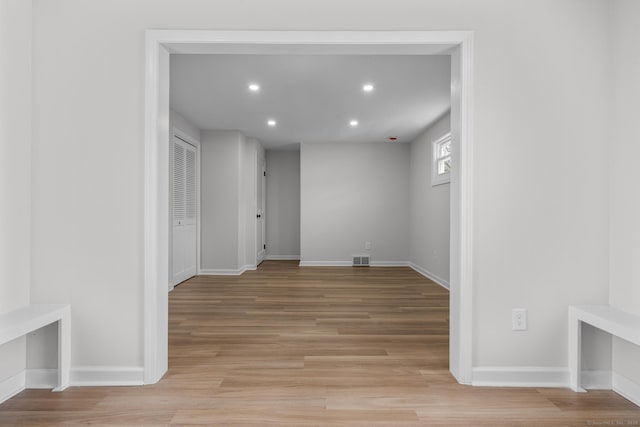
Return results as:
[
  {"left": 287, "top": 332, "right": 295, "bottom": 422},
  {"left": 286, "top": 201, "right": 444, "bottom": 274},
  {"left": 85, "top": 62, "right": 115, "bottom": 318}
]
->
[{"left": 144, "top": 30, "right": 474, "bottom": 385}]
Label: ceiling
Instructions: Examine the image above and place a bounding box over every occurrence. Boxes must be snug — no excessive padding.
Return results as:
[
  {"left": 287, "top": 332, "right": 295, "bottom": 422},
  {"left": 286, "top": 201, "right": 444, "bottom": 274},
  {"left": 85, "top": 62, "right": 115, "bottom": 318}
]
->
[{"left": 170, "top": 54, "right": 451, "bottom": 150}]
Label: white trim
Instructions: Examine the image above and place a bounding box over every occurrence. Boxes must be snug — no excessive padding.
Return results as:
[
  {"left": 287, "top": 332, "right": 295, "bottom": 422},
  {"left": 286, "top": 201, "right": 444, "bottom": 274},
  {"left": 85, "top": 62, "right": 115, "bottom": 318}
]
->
[
  {"left": 256, "top": 153, "right": 266, "bottom": 265},
  {"left": 0, "top": 371, "right": 25, "bottom": 404},
  {"left": 25, "top": 369, "right": 57, "bottom": 389},
  {"left": 173, "top": 128, "right": 200, "bottom": 148},
  {"left": 299, "top": 261, "right": 420, "bottom": 268},
  {"left": 449, "top": 32, "right": 474, "bottom": 385},
  {"left": 472, "top": 367, "right": 614, "bottom": 390},
  {"left": 19, "top": 367, "right": 147, "bottom": 390},
  {"left": 472, "top": 367, "right": 569, "bottom": 388},
  {"left": 70, "top": 367, "right": 144, "bottom": 387},
  {"left": 581, "top": 370, "right": 613, "bottom": 390},
  {"left": 150, "top": 30, "right": 465, "bottom": 55},
  {"left": 299, "top": 261, "right": 352, "bottom": 267},
  {"left": 145, "top": 29, "right": 474, "bottom": 387},
  {"left": 613, "top": 372, "right": 640, "bottom": 407},
  {"left": 472, "top": 367, "right": 638, "bottom": 404},
  {"left": 410, "top": 263, "right": 450, "bottom": 290},
  {"left": 370, "top": 261, "right": 410, "bottom": 267},
  {"left": 299, "top": 261, "right": 422, "bottom": 267},
  {"left": 144, "top": 32, "right": 170, "bottom": 385},
  {"left": 199, "top": 265, "right": 256, "bottom": 276},
  {"left": 265, "top": 255, "right": 300, "bottom": 260}
]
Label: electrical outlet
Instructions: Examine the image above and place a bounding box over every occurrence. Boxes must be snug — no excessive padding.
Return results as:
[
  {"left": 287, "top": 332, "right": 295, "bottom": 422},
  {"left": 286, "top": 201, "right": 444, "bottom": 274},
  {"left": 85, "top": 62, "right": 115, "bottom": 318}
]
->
[
  {"left": 512, "top": 308, "right": 527, "bottom": 331},
  {"left": 365, "top": 241, "right": 372, "bottom": 250}
]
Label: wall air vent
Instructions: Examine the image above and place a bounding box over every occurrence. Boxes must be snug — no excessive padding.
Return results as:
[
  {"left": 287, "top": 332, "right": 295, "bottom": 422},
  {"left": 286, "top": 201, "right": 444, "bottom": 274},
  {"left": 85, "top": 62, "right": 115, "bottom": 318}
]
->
[{"left": 352, "top": 255, "right": 370, "bottom": 267}]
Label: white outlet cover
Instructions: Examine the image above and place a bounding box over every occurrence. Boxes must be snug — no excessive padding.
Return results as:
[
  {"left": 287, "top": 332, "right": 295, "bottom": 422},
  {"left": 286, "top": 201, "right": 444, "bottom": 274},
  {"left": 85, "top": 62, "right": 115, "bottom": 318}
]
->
[{"left": 512, "top": 308, "right": 528, "bottom": 331}]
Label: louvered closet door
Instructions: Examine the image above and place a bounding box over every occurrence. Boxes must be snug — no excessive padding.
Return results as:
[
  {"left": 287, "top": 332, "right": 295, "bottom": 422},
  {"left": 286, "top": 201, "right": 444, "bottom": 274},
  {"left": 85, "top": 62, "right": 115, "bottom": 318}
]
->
[{"left": 172, "top": 135, "right": 197, "bottom": 287}]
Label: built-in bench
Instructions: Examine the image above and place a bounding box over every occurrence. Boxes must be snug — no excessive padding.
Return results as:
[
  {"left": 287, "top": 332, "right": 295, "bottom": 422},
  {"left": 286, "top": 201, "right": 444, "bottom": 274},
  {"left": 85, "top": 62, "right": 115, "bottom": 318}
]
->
[
  {"left": 0, "top": 304, "right": 71, "bottom": 392},
  {"left": 568, "top": 304, "right": 640, "bottom": 392}
]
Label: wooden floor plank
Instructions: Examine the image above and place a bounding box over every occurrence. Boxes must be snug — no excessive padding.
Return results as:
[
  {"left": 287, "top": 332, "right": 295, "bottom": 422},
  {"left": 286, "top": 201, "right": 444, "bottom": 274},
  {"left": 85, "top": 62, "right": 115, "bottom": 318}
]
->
[{"left": 0, "top": 260, "right": 638, "bottom": 425}]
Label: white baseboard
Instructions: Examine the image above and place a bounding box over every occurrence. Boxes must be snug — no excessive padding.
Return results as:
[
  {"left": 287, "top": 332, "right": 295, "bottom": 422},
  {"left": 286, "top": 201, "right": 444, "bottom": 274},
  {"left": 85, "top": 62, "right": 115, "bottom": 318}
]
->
[
  {"left": 26, "top": 369, "right": 57, "bottom": 389},
  {"left": 299, "top": 260, "right": 410, "bottom": 267},
  {"left": 199, "top": 265, "right": 256, "bottom": 276},
  {"left": 0, "top": 371, "right": 25, "bottom": 404},
  {"left": 299, "top": 261, "right": 352, "bottom": 267},
  {"left": 240, "top": 265, "right": 257, "bottom": 274},
  {"left": 70, "top": 366, "right": 144, "bottom": 386},
  {"left": 370, "top": 261, "right": 409, "bottom": 267},
  {"left": 613, "top": 372, "right": 640, "bottom": 407},
  {"left": 1, "top": 366, "right": 151, "bottom": 399},
  {"left": 472, "top": 367, "right": 569, "bottom": 388},
  {"left": 409, "top": 263, "right": 450, "bottom": 290},
  {"left": 472, "top": 367, "right": 619, "bottom": 391},
  {"left": 265, "top": 255, "right": 300, "bottom": 260},
  {"left": 3, "top": 366, "right": 143, "bottom": 396},
  {"left": 582, "top": 370, "right": 613, "bottom": 390}
]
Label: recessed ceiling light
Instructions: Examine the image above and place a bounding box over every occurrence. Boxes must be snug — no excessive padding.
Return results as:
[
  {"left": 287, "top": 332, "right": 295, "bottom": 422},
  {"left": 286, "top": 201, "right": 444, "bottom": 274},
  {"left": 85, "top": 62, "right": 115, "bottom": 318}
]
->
[
  {"left": 349, "top": 120, "right": 359, "bottom": 127},
  {"left": 267, "top": 119, "right": 276, "bottom": 127},
  {"left": 248, "top": 84, "right": 260, "bottom": 92},
  {"left": 363, "top": 84, "right": 374, "bottom": 92}
]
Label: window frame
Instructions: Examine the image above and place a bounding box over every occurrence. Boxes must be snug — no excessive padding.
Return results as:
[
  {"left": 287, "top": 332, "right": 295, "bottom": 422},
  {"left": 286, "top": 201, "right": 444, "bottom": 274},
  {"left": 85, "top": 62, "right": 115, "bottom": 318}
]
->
[{"left": 431, "top": 132, "right": 452, "bottom": 186}]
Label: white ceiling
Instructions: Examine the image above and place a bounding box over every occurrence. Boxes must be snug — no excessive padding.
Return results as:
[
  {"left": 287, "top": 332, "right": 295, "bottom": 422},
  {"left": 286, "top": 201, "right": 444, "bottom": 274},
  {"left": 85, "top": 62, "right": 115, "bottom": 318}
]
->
[{"left": 170, "top": 54, "right": 451, "bottom": 150}]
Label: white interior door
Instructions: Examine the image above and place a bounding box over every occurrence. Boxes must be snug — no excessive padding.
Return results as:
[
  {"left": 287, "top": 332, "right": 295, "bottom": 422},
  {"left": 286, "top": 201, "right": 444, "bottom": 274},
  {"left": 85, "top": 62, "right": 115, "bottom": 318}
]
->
[
  {"left": 171, "top": 135, "right": 197, "bottom": 287},
  {"left": 256, "top": 158, "right": 266, "bottom": 264}
]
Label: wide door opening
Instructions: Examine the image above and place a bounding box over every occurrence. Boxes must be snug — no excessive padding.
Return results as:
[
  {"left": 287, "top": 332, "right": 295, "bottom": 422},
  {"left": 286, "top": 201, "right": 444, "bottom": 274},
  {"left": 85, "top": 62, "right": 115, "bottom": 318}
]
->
[{"left": 144, "top": 31, "right": 474, "bottom": 385}]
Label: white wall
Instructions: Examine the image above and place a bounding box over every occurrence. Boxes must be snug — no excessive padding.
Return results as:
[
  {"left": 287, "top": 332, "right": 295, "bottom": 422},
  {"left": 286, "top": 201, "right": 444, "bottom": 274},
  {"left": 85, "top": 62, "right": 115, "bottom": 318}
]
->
[
  {"left": 469, "top": 2, "right": 610, "bottom": 371},
  {"left": 0, "top": 0, "right": 32, "bottom": 395},
  {"left": 200, "top": 131, "right": 263, "bottom": 273},
  {"left": 200, "top": 130, "right": 241, "bottom": 271},
  {"left": 300, "top": 142, "right": 410, "bottom": 264},
  {"left": 22, "top": 0, "right": 624, "bottom": 387},
  {"left": 410, "top": 113, "right": 450, "bottom": 287},
  {"left": 265, "top": 151, "right": 301, "bottom": 259},
  {"left": 609, "top": 0, "right": 640, "bottom": 390}
]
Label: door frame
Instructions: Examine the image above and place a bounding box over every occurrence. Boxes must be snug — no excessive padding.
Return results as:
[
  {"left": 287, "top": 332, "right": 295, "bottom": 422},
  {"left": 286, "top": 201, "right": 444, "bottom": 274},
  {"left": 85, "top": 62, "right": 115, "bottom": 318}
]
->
[
  {"left": 256, "top": 154, "right": 266, "bottom": 265},
  {"left": 144, "top": 30, "right": 474, "bottom": 385}
]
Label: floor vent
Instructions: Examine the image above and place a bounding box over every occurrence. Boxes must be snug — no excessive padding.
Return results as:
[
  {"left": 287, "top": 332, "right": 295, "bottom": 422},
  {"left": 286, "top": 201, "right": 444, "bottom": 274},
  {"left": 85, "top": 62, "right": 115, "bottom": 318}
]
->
[{"left": 352, "top": 255, "right": 370, "bottom": 267}]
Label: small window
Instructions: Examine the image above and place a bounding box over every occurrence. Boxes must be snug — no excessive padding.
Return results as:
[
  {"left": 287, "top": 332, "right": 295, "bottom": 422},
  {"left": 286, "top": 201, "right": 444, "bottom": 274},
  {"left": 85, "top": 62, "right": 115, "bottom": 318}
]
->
[{"left": 432, "top": 133, "right": 452, "bottom": 186}]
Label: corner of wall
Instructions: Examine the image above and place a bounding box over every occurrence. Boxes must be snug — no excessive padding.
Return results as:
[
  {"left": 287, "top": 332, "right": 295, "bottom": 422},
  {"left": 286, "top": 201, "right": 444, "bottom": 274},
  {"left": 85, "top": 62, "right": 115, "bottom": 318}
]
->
[
  {"left": 0, "top": 0, "right": 33, "bottom": 395},
  {"left": 408, "top": 112, "right": 451, "bottom": 285}
]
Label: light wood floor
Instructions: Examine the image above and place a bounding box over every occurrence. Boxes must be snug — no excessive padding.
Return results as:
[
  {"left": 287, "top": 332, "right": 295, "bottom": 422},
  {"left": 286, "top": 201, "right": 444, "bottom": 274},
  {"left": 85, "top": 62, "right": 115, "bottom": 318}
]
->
[{"left": 1, "top": 260, "right": 638, "bottom": 426}]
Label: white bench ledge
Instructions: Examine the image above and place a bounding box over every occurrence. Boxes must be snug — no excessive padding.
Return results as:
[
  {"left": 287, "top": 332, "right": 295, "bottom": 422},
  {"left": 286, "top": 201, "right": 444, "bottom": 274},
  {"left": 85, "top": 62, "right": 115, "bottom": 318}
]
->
[
  {"left": 568, "top": 304, "right": 640, "bottom": 392},
  {"left": 0, "top": 304, "right": 71, "bottom": 392}
]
